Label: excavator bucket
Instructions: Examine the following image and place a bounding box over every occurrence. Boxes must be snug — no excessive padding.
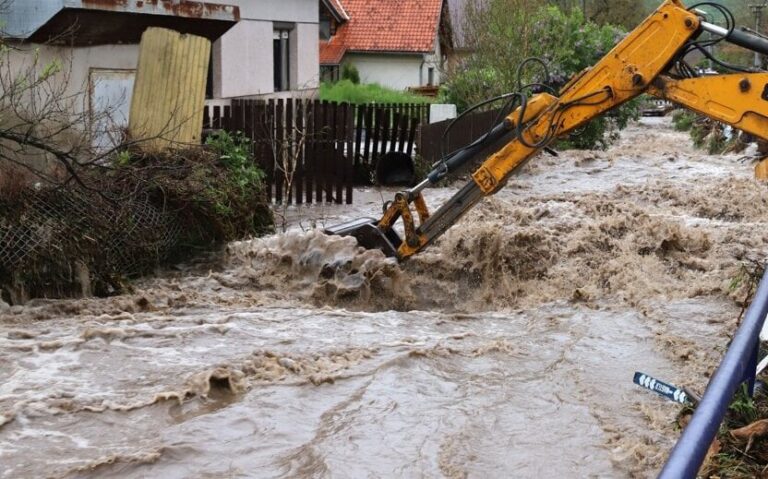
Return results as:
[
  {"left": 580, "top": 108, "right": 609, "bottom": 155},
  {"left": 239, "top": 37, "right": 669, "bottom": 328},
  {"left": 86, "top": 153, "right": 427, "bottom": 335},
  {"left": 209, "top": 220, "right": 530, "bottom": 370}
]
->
[{"left": 324, "top": 218, "right": 402, "bottom": 258}]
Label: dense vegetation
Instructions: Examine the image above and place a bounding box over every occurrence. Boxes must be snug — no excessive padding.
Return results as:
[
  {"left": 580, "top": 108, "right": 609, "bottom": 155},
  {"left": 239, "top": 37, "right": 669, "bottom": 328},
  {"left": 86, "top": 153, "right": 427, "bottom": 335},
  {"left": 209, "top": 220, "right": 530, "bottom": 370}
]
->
[
  {"left": 442, "top": 3, "right": 638, "bottom": 149},
  {"left": 319, "top": 80, "right": 432, "bottom": 105},
  {"left": 0, "top": 133, "right": 273, "bottom": 302}
]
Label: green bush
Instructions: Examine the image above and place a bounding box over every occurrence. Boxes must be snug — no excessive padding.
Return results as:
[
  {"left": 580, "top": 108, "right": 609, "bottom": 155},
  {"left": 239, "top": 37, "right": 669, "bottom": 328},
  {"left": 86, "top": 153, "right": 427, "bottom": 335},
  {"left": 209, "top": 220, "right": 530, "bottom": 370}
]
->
[
  {"left": 205, "top": 130, "right": 265, "bottom": 195},
  {"left": 672, "top": 110, "right": 696, "bottom": 131},
  {"left": 672, "top": 111, "right": 734, "bottom": 155},
  {"left": 202, "top": 130, "right": 272, "bottom": 236},
  {"left": 341, "top": 63, "right": 360, "bottom": 84},
  {"left": 442, "top": 4, "right": 639, "bottom": 150},
  {"left": 319, "top": 80, "right": 432, "bottom": 104}
]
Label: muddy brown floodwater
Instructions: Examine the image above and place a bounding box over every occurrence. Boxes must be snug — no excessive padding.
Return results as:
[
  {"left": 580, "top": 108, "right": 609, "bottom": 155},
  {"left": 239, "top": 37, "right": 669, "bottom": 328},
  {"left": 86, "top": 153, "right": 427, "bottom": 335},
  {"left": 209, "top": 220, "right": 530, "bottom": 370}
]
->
[{"left": 2, "top": 117, "right": 768, "bottom": 478}]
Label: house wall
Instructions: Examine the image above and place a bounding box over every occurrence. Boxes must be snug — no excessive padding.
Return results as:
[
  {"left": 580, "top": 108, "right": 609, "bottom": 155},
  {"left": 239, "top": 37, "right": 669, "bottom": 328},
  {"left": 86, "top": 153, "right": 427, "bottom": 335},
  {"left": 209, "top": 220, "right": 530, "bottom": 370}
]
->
[
  {"left": 342, "top": 32, "right": 443, "bottom": 91},
  {"left": 213, "top": 20, "right": 273, "bottom": 98},
  {"left": 344, "top": 53, "right": 424, "bottom": 91},
  {"left": 208, "top": 0, "right": 320, "bottom": 97},
  {"left": 4, "top": 43, "right": 139, "bottom": 168},
  {"left": 7, "top": 43, "right": 140, "bottom": 117},
  {"left": 207, "top": 0, "right": 318, "bottom": 24},
  {"left": 422, "top": 29, "right": 443, "bottom": 87},
  {"left": 292, "top": 23, "right": 320, "bottom": 90}
]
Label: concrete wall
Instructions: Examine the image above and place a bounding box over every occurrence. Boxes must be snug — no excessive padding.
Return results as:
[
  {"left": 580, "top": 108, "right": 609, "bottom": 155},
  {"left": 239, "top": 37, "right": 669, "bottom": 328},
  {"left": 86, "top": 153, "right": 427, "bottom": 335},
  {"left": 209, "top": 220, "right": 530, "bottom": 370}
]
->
[
  {"left": 8, "top": 0, "right": 321, "bottom": 100},
  {"left": 343, "top": 32, "right": 443, "bottom": 91},
  {"left": 292, "top": 23, "right": 320, "bottom": 90},
  {"left": 213, "top": 20, "right": 273, "bottom": 98},
  {"left": 8, "top": 43, "right": 140, "bottom": 116},
  {"left": 206, "top": 0, "right": 318, "bottom": 24},
  {"left": 344, "top": 53, "right": 424, "bottom": 91},
  {"left": 423, "top": 30, "right": 443, "bottom": 86},
  {"left": 209, "top": 0, "right": 320, "bottom": 97},
  {"left": 5, "top": 43, "right": 139, "bottom": 161}
]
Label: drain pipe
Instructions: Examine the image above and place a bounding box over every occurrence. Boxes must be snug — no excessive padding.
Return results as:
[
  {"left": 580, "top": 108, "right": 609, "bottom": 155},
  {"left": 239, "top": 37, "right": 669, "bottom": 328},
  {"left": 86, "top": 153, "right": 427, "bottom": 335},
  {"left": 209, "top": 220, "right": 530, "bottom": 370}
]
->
[{"left": 658, "top": 266, "right": 768, "bottom": 479}]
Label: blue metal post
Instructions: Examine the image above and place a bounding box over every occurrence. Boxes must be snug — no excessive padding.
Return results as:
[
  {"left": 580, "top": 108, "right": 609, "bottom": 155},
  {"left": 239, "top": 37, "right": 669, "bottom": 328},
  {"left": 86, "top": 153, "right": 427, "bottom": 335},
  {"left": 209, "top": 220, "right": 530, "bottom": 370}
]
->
[
  {"left": 658, "top": 268, "right": 768, "bottom": 479},
  {"left": 745, "top": 338, "right": 760, "bottom": 396}
]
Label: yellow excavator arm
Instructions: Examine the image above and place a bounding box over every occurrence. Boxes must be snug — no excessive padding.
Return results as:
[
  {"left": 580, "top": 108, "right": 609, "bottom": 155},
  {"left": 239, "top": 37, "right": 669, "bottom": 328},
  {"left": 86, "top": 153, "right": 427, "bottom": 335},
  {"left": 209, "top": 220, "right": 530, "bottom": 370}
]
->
[{"left": 327, "top": 0, "right": 768, "bottom": 260}]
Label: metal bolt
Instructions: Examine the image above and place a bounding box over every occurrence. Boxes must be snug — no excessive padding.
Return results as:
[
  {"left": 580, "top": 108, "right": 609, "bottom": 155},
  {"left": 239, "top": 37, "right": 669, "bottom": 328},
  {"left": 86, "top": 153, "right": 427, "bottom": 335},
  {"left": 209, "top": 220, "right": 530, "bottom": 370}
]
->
[
  {"left": 407, "top": 237, "right": 420, "bottom": 248},
  {"left": 685, "top": 18, "right": 695, "bottom": 28},
  {"left": 740, "top": 78, "right": 751, "bottom": 92},
  {"left": 632, "top": 73, "right": 644, "bottom": 87}
]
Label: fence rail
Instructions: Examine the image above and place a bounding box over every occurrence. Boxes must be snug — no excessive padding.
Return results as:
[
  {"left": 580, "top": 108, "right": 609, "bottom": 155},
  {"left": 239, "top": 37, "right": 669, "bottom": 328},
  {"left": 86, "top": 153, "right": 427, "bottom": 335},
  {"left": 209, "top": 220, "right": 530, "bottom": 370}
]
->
[
  {"left": 659, "top": 267, "right": 768, "bottom": 478},
  {"left": 204, "top": 100, "right": 425, "bottom": 204}
]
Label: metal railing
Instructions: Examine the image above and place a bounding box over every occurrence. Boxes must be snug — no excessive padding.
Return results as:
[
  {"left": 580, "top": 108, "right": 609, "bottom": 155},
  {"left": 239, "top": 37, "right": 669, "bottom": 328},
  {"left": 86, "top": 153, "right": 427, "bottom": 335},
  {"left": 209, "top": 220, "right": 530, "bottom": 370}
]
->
[{"left": 658, "top": 267, "right": 768, "bottom": 478}]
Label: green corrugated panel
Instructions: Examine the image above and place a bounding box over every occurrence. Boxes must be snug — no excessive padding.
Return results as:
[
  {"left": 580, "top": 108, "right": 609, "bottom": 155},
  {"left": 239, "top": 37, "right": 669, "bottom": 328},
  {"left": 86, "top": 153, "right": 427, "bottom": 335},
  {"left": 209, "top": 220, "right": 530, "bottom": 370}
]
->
[{"left": 129, "top": 27, "right": 211, "bottom": 152}]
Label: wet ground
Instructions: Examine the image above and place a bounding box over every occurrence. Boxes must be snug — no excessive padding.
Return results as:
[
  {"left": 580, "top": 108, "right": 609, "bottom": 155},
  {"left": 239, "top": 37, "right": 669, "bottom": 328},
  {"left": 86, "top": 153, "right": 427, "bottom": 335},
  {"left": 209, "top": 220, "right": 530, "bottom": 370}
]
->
[{"left": 1, "top": 117, "right": 767, "bottom": 478}]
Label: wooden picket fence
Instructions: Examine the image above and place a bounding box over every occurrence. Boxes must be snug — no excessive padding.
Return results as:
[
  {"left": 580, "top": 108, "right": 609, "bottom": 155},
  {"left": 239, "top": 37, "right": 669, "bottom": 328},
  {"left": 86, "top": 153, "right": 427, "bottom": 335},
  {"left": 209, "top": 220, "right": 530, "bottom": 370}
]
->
[
  {"left": 418, "top": 108, "right": 501, "bottom": 166},
  {"left": 203, "top": 100, "right": 426, "bottom": 204}
]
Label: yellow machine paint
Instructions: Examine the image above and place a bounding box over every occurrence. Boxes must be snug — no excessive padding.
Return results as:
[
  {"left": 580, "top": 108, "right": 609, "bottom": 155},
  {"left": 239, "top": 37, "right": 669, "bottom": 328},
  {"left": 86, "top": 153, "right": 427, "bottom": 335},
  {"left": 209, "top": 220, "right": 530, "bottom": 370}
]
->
[{"left": 327, "top": 0, "right": 768, "bottom": 260}]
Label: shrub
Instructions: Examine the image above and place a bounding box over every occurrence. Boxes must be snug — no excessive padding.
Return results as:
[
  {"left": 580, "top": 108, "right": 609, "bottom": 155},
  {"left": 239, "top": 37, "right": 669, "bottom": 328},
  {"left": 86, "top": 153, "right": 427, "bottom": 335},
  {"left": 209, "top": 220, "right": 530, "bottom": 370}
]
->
[
  {"left": 205, "top": 130, "right": 266, "bottom": 195},
  {"left": 672, "top": 110, "right": 696, "bottom": 131},
  {"left": 319, "top": 80, "right": 432, "bottom": 104},
  {"left": 341, "top": 63, "right": 360, "bottom": 84},
  {"left": 443, "top": 4, "right": 640, "bottom": 150}
]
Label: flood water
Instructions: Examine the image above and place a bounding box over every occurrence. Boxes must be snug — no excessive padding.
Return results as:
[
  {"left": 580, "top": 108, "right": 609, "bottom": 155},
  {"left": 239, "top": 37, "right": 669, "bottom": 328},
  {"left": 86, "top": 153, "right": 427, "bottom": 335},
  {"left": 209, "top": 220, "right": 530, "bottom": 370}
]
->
[{"left": 1, "top": 118, "right": 766, "bottom": 478}]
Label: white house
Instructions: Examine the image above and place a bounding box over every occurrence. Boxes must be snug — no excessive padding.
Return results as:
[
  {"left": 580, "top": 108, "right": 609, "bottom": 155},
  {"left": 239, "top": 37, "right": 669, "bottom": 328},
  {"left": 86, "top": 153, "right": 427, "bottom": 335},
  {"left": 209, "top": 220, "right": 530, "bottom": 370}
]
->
[
  {"left": 319, "top": 0, "right": 451, "bottom": 91},
  {"left": 206, "top": 0, "right": 320, "bottom": 98}
]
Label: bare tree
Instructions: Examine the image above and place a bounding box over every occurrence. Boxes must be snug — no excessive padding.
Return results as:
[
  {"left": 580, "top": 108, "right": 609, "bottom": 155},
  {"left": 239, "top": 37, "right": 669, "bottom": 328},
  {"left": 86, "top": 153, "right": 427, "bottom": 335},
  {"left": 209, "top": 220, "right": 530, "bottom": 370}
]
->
[{"left": 0, "top": 27, "right": 193, "bottom": 195}]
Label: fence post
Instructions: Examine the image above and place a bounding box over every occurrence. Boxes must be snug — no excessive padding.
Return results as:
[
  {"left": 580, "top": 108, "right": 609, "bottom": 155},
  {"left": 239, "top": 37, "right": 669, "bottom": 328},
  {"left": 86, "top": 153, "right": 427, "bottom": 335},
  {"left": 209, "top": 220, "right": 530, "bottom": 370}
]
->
[
  {"left": 324, "top": 100, "right": 334, "bottom": 203},
  {"left": 315, "top": 101, "right": 324, "bottom": 203},
  {"left": 355, "top": 104, "right": 364, "bottom": 168},
  {"left": 305, "top": 100, "right": 316, "bottom": 204},
  {"left": 334, "top": 103, "right": 344, "bottom": 204},
  {"left": 285, "top": 97, "right": 294, "bottom": 205},
  {"left": 295, "top": 99, "right": 304, "bottom": 205},
  {"left": 274, "top": 99, "right": 284, "bottom": 204},
  {"left": 345, "top": 102, "right": 354, "bottom": 204}
]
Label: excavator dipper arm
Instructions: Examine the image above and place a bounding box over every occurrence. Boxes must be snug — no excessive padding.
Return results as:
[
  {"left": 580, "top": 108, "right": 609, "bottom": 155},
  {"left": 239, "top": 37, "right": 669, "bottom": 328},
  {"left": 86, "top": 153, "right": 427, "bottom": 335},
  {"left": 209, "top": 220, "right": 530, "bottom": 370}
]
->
[{"left": 326, "top": 0, "right": 768, "bottom": 260}]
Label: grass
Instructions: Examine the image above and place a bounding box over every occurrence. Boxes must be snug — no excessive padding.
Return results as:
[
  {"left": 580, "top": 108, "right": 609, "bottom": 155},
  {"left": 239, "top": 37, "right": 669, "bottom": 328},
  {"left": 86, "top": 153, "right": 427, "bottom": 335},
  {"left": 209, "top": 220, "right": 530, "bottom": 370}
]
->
[
  {"left": 699, "top": 380, "right": 768, "bottom": 478},
  {"left": 318, "top": 80, "right": 432, "bottom": 105}
]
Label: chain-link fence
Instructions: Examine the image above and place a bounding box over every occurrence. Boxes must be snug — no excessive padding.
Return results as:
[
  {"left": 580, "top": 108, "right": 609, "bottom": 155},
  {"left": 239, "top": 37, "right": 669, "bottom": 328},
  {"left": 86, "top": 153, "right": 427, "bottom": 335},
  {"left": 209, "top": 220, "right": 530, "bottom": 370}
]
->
[{"left": 0, "top": 187, "right": 181, "bottom": 301}]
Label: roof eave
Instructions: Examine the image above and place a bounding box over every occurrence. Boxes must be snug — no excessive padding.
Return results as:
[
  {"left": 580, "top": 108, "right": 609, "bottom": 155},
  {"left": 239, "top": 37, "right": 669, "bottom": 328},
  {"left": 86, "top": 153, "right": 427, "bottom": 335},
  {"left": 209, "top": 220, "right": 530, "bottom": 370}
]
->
[
  {"left": 346, "top": 49, "right": 432, "bottom": 55},
  {"left": 321, "top": 0, "right": 350, "bottom": 23}
]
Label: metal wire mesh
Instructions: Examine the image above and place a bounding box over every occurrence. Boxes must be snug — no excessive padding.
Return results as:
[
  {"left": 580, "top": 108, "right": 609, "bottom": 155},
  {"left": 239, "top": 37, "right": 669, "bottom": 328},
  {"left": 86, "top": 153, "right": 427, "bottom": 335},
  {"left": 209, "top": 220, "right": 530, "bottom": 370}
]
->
[{"left": 0, "top": 187, "right": 181, "bottom": 283}]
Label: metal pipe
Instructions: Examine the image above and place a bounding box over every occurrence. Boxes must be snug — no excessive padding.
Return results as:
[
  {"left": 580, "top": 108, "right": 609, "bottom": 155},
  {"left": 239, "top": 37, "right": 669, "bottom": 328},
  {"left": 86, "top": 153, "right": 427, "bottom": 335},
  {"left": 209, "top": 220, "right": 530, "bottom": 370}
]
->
[
  {"left": 408, "top": 178, "right": 431, "bottom": 197},
  {"left": 701, "top": 21, "right": 768, "bottom": 57},
  {"left": 700, "top": 21, "right": 729, "bottom": 37},
  {"left": 658, "top": 266, "right": 768, "bottom": 479},
  {"left": 425, "top": 121, "right": 510, "bottom": 184}
]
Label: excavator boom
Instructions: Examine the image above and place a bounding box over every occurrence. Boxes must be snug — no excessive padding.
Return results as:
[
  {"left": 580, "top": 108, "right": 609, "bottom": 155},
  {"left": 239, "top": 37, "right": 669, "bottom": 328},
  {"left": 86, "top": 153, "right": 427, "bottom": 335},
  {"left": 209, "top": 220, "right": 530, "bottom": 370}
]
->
[{"left": 326, "top": 0, "right": 768, "bottom": 260}]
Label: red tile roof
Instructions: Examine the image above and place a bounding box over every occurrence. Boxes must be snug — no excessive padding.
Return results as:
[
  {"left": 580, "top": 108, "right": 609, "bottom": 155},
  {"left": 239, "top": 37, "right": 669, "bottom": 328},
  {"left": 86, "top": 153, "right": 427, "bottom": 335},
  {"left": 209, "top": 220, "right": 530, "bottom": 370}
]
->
[
  {"left": 320, "top": 27, "right": 348, "bottom": 64},
  {"left": 320, "top": 0, "right": 444, "bottom": 65}
]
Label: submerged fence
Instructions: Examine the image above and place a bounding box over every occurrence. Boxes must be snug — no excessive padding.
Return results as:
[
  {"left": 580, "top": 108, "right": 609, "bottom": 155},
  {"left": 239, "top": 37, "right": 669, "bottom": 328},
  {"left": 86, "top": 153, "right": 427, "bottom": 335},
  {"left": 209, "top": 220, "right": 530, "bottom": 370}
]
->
[
  {"left": 203, "top": 100, "right": 426, "bottom": 204},
  {"left": 659, "top": 267, "right": 768, "bottom": 478}
]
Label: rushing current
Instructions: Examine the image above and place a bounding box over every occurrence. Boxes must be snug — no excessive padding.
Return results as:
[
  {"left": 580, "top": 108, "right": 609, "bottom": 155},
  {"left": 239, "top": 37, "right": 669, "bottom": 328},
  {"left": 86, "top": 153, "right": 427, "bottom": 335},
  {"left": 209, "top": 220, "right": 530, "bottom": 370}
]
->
[{"left": 1, "top": 117, "right": 766, "bottom": 478}]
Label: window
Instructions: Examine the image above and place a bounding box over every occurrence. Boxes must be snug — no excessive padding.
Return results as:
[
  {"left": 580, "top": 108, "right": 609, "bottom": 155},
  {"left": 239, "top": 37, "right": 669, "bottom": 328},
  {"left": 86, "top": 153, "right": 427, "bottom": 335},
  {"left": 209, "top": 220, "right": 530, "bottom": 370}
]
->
[
  {"left": 274, "top": 29, "right": 290, "bottom": 92},
  {"left": 427, "top": 67, "right": 435, "bottom": 86},
  {"left": 321, "top": 65, "right": 340, "bottom": 83}
]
